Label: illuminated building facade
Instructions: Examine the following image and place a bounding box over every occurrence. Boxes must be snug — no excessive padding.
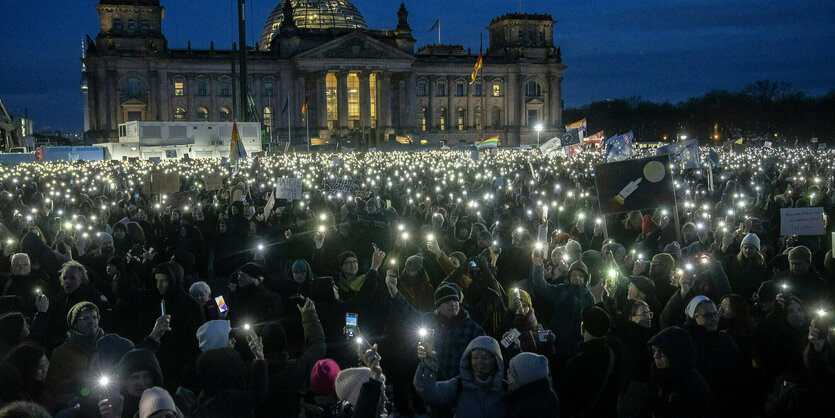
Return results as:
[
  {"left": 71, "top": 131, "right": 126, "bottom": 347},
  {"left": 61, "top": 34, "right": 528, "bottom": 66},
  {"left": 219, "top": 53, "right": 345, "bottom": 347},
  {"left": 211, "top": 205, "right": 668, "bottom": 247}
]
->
[{"left": 83, "top": 0, "right": 565, "bottom": 147}]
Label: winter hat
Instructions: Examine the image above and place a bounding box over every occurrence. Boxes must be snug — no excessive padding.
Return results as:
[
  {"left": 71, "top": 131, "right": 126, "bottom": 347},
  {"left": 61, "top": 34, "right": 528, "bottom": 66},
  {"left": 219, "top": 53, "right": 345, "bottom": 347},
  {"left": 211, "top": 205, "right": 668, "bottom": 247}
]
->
[
  {"left": 757, "top": 280, "right": 779, "bottom": 302},
  {"left": 66, "top": 301, "right": 99, "bottom": 329},
  {"left": 555, "top": 232, "right": 572, "bottom": 246},
  {"left": 507, "top": 288, "right": 532, "bottom": 308},
  {"left": 404, "top": 255, "right": 424, "bottom": 272},
  {"left": 741, "top": 233, "right": 761, "bottom": 251},
  {"left": 310, "top": 359, "right": 341, "bottom": 396},
  {"left": 434, "top": 282, "right": 461, "bottom": 308},
  {"left": 138, "top": 387, "right": 181, "bottom": 418},
  {"left": 261, "top": 322, "right": 287, "bottom": 354},
  {"left": 629, "top": 276, "right": 656, "bottom": 298},
  {"left": 118, "top": 349, "right": 163, "bottom": 387},
  {"left": 477, "top": 230, "right": 492, "bottom": 242},
  {"left": 92, "top": 334, "right": 135, "bottom": 374},
  {"left": 682, "top": 222, "right": 696, "bottom": 232},
  {"left": 582, "top": 306, "right": 611, "bottom": 337},
  {"left": 651, "top": 253, "right": 676, "bottom": 274},
  {"left": 768, "top": 253, "right": 790, "bottom": 272},
  {"left": 196, "top": 320, "right": 231, "bottom": 352},
  {"left": 238, "top": 262, "right": 267, "bottom": 281},
  {"left": 448, "top": 251, "right": 467, "bottom": 267},
  {"left": 642, "top": 215, "right": 658, "bottom": 235},
  {"left": 336, "top": 367, "right": 384, "bottom": 406},
  {"left": 507, "top": 352, "right": 550, "bottom": 388},
  {"left": 337, "top": 251, "right": 358, "bottom": 267},
  {"left": 788, "top": 245, "right": 812, "bottom": 263},
  {"left": 565, "top": 239, "right": 582, "bottom": 256},
  {"left": 664, "top": 241, "right": 682, "bottom": 259},
  {"left": 568, "top": 260, "right": 589, "bottom": 282},
  {"left": 685, "top": 295, "right": 712, "bottom": 318}
]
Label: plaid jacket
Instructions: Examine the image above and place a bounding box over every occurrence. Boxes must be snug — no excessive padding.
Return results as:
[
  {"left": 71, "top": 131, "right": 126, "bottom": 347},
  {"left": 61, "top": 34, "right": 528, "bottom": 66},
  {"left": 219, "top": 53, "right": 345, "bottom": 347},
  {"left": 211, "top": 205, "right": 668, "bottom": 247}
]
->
[{"left": 392, "top": 293, "right": 485, "bottom": 381}]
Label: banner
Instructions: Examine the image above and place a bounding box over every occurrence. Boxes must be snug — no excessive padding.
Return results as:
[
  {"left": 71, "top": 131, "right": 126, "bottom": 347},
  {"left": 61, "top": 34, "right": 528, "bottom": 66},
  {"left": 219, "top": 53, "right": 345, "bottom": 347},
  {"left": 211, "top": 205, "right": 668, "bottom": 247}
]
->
[
  {"left": 657, "top": 138, "right": 700, "bottom": 169},
  {"left": 584, "top": 131, "right": 604, "bottom": 145},
  {"left": 203, "top": 173, "right": 223, "bottom": 191},
  {"left": 476, "top": 136, "right": 498, "bottom": 149},
  {"left": 594, "top": 154, "right": 675, "bottom": 214},
  {"left": 605, "top": 132, "right": 635, "bottom": 162},
  {"left": 327, "top": 178, "right": 357, "bottom": 193},
  {"left": 559, "top": 129, "right": 581, "bottom": 147},
  {"left": 565, "top": 118, "right": 587, "bottom": 132},
  {"left": 145, "top": 171, "right": 180, "bottom": 194},
  {"left": 780, "top": 207, "right": 826, "bottom": 236},
  {"left": 275, "top": 178, "right": 303, "bottom": 200}
]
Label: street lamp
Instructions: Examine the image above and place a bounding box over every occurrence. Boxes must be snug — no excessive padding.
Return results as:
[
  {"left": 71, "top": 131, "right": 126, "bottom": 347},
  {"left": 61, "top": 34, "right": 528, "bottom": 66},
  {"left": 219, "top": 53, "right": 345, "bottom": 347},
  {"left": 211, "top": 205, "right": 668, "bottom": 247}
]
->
[{"left": 535, "top": 123, "right": 543, "bottom": 146}]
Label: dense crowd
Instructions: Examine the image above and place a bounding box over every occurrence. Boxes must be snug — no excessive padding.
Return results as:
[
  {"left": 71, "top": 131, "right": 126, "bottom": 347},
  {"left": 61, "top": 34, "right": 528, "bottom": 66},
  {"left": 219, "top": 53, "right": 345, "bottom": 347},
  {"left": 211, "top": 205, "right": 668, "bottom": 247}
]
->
[{"left": 0, "top": 145, "right": 833, "bottom": 418}]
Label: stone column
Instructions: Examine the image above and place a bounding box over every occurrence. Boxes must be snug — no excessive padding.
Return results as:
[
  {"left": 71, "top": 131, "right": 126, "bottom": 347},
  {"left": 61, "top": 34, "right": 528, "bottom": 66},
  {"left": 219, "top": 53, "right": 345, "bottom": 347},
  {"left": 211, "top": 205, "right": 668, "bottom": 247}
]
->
[
  {"left": 554, "top": 76, "right": 563, "bottom": 129},
  {"left": 406, "top": 73, "right": 416, "bottom": 134},
  {"left": 358, "top": 71, "right": 371, "bottom": 130},
  {"left": 378, "top": 72, "right": 391, "bottom": 135},
  {"left": 186, "top": 74, "right": 195, "bottom": 122},
  {"left": 337, "top": 71, "right": 349, "bottom": 134},
  {"left": 316, "top": 71, "right": 328, "bottom": 138}
]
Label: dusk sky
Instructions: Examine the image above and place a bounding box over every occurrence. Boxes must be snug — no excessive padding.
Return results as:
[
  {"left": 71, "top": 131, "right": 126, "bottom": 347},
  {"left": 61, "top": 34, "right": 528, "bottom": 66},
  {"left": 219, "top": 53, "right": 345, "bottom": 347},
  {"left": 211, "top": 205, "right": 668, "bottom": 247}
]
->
[{"left": 2, "top": 0, "right": 834, "bottom": 133}]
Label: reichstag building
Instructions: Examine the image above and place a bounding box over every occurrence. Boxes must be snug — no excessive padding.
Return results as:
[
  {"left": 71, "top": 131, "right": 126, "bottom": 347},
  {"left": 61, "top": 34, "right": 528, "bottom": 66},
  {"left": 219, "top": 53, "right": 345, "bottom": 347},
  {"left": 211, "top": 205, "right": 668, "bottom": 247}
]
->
[{"left": 83, "top": 0, "right": 566, "bottom": 147}]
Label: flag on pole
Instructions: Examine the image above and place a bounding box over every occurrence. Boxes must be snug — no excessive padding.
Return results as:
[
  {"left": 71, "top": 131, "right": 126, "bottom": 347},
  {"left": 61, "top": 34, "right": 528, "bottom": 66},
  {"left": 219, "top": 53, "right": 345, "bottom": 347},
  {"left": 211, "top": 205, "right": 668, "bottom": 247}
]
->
[
  {"left": 584, "top": 131, "right": 605, "bottom": 145},
  {"left": 301, "top": 99, "right": 308, "bottom": 120},
  {"left": 229, "top": 121, "right": 247, "bottom": 164},
  {"left": 280, "top": 95, "right": 289, "bottom": 117},
  {"left": 605, "top": 132, "right": 635, "bottom": 162},
  {"left": 657, "top": 138, "right": 700, "bottom": 169},
  {"left": 564, "top": 118, "right": 587, "bottom": 132},
  {"left": 559, "top": 129, "right": 581, "bottom": 147},
  {"left": 476, "top": 135, "right": 499, "bottom": 149},
  {"left": 470, "top": 37, "right": 483, "bottom": 85},
  {"left": 429, "top": 19, "right": 440, "bottom": 32}
]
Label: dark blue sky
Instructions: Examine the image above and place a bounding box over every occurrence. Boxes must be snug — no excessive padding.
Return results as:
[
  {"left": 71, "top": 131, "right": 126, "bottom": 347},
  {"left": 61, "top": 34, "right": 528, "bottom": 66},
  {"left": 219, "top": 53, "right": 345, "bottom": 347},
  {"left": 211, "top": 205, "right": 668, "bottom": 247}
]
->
[{"left": 2, "top": 0, "right": 834, "bottom": 133}]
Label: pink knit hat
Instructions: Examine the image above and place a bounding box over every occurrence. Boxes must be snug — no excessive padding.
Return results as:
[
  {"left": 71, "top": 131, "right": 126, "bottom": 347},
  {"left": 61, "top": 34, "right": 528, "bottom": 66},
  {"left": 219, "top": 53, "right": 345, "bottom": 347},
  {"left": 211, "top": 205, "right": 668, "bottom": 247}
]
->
[{"left": 310, "top": 359, "right": 341, "bottom": 395}]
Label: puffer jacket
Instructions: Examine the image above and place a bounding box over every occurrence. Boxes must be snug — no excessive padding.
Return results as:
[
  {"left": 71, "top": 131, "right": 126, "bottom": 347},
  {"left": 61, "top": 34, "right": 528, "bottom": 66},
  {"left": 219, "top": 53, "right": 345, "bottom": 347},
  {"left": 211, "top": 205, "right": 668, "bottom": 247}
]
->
[{"left": 413, "top": 335, "right": 506, "bottom": 418}]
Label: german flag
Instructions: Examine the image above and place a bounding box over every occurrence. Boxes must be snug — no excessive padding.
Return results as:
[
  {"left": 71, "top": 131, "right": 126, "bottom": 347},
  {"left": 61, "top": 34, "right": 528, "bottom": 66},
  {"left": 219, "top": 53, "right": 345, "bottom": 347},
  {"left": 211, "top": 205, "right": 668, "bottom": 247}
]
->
[
  {"left": 301, "top": 99, "right": 308, "bottom": 120},
  {"left": 470, "top": 37, "right": 482, "bottom": 85}
]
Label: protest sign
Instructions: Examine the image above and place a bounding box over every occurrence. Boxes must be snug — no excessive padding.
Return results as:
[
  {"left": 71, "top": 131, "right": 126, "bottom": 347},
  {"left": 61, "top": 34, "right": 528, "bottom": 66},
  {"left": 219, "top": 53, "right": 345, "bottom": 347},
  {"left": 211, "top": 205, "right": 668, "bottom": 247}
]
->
[
  {"left": 327, "top": 178, "right": 357, "bottom": 193},
  {"left": 275, "top": 178, "right": 303, "bottom": 200},
  {"left": 203, "top": 173, "right": 223, "bottom": 191},
  {"left": 780, "top": 207, "right": 826, "bottom": 236},
  {"left": 165, "top": 150, "right": 177, "bottom": 159},
  {"left": 145, "top": 171, "right": 180, "bottom": 194},
  {"left": 595, "top": 154, "right": 675, "bottom": 215}
]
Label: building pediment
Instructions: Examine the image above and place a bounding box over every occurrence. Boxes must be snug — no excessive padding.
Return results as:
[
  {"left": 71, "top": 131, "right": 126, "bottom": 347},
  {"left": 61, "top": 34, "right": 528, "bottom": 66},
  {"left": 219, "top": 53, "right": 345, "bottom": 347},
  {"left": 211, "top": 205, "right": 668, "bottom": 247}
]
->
[
  {"left": 525, "top": 97, "right": 545, "bottom": 105},
  {"left": 120, "top": 98, "right": 148, "bottom": 109},
  {"left": 295, "top": 32, "right": 415, "bottom": 70}
]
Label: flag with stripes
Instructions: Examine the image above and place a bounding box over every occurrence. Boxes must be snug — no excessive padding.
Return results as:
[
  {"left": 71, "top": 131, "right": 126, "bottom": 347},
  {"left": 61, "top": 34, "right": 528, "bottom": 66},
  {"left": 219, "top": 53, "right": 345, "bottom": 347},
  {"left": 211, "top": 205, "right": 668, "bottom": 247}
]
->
[
  {"left": 476, "top": 135, "right": 499, "bottom": 149},
  {"left": 565, "top": 118, "right": 587, "bottom": 132}
]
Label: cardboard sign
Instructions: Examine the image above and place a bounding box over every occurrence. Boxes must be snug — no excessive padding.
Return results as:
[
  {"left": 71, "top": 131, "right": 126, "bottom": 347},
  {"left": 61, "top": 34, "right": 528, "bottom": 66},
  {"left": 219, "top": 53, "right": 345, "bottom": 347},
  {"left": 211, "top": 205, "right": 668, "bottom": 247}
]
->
[
  {"left": 275, "top": 178, "right": 303, "bottom": 200},
  {"left": 764, "top": 141, "right": 772, "bottom": 148},
  {"left": 594, "top": 154, "right": 675, "bottom": 215},
  {"left": 780, "top": 207, "right": 826, "bottom": 236},
  {"left": 204, "top": 173, "right": 223, "bottom": 191},
  {"left": 165, "top": 150, "right": 177, "bottom": 159},
  {"left": 145, "top": 171, "right": 180, "bottom": 194},
  {"left": 471, "top": 150, "right": 479, "bottom": 161},
  {"left": 327, "top": 178, "right": 357, "bottom": 193},
  {"left": 263, "top": 192, "right": 276, "bottom": 219}
]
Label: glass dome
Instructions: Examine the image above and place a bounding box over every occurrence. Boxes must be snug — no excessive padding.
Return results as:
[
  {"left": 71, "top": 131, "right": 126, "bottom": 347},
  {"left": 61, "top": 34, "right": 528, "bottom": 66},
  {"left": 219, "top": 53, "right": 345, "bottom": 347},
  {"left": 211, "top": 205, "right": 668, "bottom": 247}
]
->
[{"left": 260, "top": 0, "right": 368, "bottom": 48}]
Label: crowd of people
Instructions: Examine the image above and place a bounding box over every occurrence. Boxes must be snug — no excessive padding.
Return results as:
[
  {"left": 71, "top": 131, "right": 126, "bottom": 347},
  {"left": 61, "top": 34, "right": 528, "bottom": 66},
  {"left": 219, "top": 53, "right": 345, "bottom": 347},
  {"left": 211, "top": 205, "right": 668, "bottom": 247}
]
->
[{"left": 0, "top": 145, "right": 833, "bottom": 418}]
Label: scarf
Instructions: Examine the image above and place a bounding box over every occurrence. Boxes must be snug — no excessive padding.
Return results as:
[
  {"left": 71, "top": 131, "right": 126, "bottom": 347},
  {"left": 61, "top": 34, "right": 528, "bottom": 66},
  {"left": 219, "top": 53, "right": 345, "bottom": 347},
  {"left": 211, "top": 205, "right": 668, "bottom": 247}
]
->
[{"left": 67, "top": 327, "right": 105, "bottom": 354}]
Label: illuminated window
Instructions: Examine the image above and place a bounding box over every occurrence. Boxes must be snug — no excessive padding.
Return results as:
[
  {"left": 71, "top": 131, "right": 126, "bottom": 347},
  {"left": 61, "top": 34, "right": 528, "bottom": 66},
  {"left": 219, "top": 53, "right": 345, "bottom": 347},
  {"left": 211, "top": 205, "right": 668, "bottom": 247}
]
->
[
  {"left": 418, "top": 106, "right": 427, "bottom": 131},
  {"left": 370, "top": 73, "right": 377, "bottom": 127},
  {"left": 196, "top": 107, "right": 209, "bottom": 121},
  {"left": 474, "top": 106, "right": 482, "bottom": 130},
  {"left": 525, "top": 81, "right": 541, "bottom": 97},
  {"left": 218, "top": 107, "right": 231, "bottom": 121},
  {"left": 263, "top": 107, "right": 272, "bottom": 135},
  {"left": 456, "top": 83, "right": 465, "bottom": 97},
  {"left": 492, "top": 83, "right": 501, "bottom": 97},
  {"left": 263, "top": 81, "right": 274, "bottom": 96},
  {"left": 326, "top": 73, "right": 337, "bottom": 130},
  {"left": 348, "top": 73, "right": 359, "bottom": 123},
  {"left": 174, "top": 81, "right": 184, "bottom": 96},
  {"left": 456, "top": 106, "right": 466, "bottom": 131},
  {"left": 173, "top": 107, "right": 187, "bottom": 121},
  {"left": 219, "top": 82, "right": 230, "bottom": 97},
  {"left": 438, "top": 107, "right": 447, "bottom": 131},
  {"left": 197, "top": 81, "right": 208, "bottom": 97}
]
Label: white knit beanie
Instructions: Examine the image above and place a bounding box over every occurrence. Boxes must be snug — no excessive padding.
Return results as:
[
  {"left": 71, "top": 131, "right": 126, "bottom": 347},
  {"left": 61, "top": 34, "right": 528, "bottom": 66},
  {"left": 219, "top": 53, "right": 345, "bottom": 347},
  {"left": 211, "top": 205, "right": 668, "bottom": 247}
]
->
[
  {"left": 138, "top": 386, "right": 181, "bottom": 418},
  {"left": 507, "top": 352, "right": 549, "bottom": 388},
  {"left": 335, "top": 367, "right": 386, "bottom": 406},
  {"left": 685, "top": 295, "right": 712, "bottom": 319},
  {"left": 741, "top": 233, "right": 761, "bottom": 250},
  {"left": 196, "top": 320, "right": 231, "bottom": 352}
]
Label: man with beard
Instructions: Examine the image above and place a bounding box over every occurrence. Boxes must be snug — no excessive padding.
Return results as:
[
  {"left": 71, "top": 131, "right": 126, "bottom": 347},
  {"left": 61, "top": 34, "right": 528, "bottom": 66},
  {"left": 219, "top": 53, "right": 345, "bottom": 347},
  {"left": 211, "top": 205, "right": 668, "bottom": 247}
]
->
[
  {"left": 783, "top": 246, "right": 830, "bottom": 307},
  {"left": 1, "top": 253, "right": 50, "bottom": 316},
  {"left": 648, "top": 253, "right": 678, "bottom": 305},
  {"left": 77, "top": 232, "right": 116, "bottom": 284}
]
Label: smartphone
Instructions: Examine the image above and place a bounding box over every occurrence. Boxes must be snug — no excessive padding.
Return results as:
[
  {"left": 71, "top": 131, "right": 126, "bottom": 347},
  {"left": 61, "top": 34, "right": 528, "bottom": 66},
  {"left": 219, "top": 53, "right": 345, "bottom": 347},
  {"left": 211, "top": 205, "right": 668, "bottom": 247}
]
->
[
  {"left": 160, "top": 300, "right": 166, "bottom": 317},
  {"left": 469, "top": 260, "right": 477, "bottom": 268},
  {"left": 501, "top": 328, "right": 521, "bottom": 348},
  {"left": 344, "top": 313, "right": 358, "bottom": 337},
  {"left": 215, "top": 296, "right": 228, "bottom": 313},
  {"left": 537, "top": 330, "right": 554, "bottom": 343},
  {"left": 290, "top": 294, "right": 305, "bottom": 308}
]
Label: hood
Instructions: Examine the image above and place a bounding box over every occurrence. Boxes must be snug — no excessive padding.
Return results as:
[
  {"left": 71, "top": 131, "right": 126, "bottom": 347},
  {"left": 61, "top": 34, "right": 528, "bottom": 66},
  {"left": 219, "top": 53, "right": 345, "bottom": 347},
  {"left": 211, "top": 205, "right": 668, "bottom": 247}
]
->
[
  {"left": 287, "top": 259, "right": 314, "bottom": 283},
  {"left": 647, "top": 326, "right": 695, "bottom": 379},
  {"left": 118, "top": 349, "right": 163, "bottom": 387},
  {"left": 92, "top": 333, "right": 135, "bottom": 375},
  {"left": 459, "top": 336, "right": 503, "bottom": 390},
  {"left": 195, "top": 347, "right": 248, "bottom": 396}
]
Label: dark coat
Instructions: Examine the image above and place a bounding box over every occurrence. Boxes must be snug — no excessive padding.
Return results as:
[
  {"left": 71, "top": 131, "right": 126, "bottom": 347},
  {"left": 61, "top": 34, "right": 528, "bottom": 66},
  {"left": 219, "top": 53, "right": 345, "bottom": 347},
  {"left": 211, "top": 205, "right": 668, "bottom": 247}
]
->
[
  {"left": 614, "top": 319, "right": 654, "bottom": 391},
  {"left": 685, "top": 324, "right": 747, "bottom": 417},
  {"left": 557, "top": 338, "right": 619, "bottom": 418},
  {"left": 503, "top": 378, "right": 559, "bottom": 418}
]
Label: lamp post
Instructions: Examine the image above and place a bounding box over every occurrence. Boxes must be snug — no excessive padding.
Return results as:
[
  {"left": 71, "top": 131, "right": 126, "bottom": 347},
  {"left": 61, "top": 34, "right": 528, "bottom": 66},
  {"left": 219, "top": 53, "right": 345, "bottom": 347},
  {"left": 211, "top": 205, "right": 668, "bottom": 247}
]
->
[{"left": 535, "top": 123, "right": 543, "bottom": 147}]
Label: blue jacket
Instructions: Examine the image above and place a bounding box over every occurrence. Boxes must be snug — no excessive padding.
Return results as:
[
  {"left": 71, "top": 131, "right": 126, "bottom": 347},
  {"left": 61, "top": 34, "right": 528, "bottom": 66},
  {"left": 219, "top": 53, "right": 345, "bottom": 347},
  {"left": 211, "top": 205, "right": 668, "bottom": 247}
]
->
[{"left": 529, "top": 264, "right": 593, "bottom": 355}]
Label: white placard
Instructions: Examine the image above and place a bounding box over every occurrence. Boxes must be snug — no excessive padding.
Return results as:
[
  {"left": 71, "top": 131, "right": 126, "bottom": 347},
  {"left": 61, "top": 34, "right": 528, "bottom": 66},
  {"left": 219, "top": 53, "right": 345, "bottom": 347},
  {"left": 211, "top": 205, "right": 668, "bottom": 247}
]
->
[
  {"left": 275, "top": 178, "right": 303, "bottom": 200},
  {"left": 764, "top": 141, "right": 772, "bottom": 148},
  {"left": 780, "top": 207, "right": 826, "bottom": 236}
]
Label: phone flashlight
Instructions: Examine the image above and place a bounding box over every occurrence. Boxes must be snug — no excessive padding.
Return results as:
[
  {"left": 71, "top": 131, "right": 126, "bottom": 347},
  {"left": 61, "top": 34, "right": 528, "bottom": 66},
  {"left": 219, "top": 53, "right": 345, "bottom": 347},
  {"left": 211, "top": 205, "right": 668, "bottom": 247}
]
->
[
  {"left": 685, "top": 263, "right": 693, "bottom": 271},
  {"left": 427, "top": 234, "right": 435, "bottom": 241},
  {"left": 817, "top": 309, "right": 827, "bottom": 318},
  {"left": 160, "top": 300, "right": 166, "bottom": 317},
  {"left": 608, "top": 269, "right": 617, "bottom": 279},
  {"left": 595, "top": 218, "right": 602, "bottom": 225},
  {"left": 318, "top": 225, "right": 325, "bottom": 233},
  {"left": 418, "top": 328, "right": 428, "bottom": 338},
  {"left": 401, "top": 232, "right": 410, "bottom": 240},
  {"left": 99, "top": 376, "right": 110, "bottom": 387},
  {"left": 257, "top": 243, "right": 265, "bottom": 251}
]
